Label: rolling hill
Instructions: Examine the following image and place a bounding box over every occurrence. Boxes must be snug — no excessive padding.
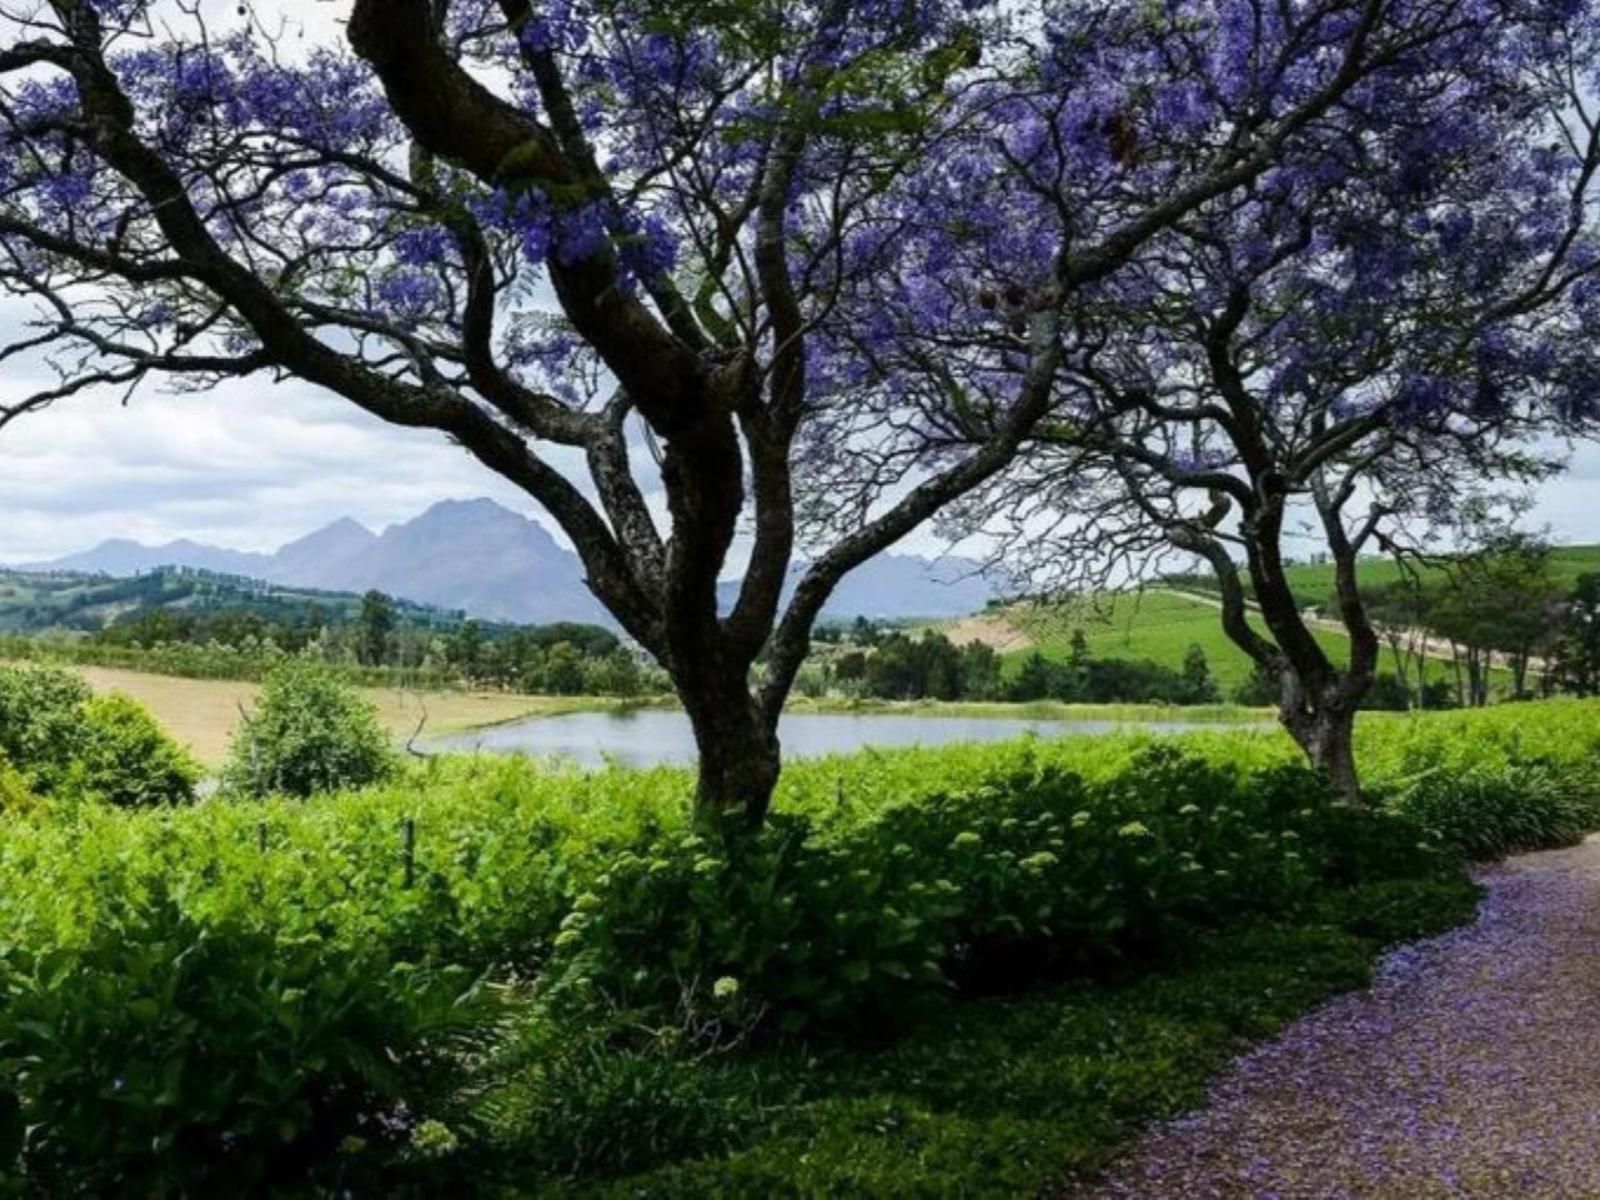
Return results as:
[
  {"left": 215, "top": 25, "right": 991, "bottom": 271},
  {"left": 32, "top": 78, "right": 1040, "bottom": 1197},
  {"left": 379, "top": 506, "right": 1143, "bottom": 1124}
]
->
[
  {"left": 995, "top": 591, "right": 1349, "bottom": 692},
  {"left": 1165, "top": 546, "right": 1600, "bottom": 610},
  {"left": 961, "top": 587, "right": 1494, "bottom": 695},
  {"left": 0, "top": 566, "right": 469, "bottom": 636}
]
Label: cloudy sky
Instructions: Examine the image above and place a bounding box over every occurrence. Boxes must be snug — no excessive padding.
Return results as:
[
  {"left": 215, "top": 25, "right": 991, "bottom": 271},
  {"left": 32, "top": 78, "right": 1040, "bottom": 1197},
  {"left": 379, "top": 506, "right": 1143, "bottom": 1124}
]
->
[
  {"left": 0, "top": 379, "right": 566, "bottom": 562},
  {"left": 3, "top": 374, "right": 1599, "bottom": 566}
]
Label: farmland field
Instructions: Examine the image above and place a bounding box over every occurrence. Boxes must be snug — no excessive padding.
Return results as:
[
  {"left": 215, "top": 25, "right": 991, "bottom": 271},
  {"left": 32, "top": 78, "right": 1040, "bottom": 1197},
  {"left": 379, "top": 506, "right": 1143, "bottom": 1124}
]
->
[{"left": 49, "top": 664, "right": 578, "bottom": 765}]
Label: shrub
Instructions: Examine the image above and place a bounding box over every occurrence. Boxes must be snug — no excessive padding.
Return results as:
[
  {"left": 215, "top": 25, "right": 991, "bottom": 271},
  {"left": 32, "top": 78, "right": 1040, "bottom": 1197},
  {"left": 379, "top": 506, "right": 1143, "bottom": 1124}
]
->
[
  {"left": 482, "top": 1010, "right": 775, "bottom": 1179},
  {"left": 1356, "top": 702, "right": 1600, "bottom": 859},
  {"left": 72, "top": 693, "right": 200, "bottom": 807},
  {"left": 492, "top": 874, "right": 1485, "bottom": 1193},
  {"left": 0, "top": 806, "right": 502, "bottom": 1194},
  {"left": 0, "top": 753, "right": 37, "bottom": 815},
  {"left": 223, "top": 660, "right": 395, "bottom": 797},
  {"left": 1382, "top": 758, "right": 1598, "bottom": 860},
  {"left": 0, "top": 667, "right": 196, "bottom": 806},
  {"left": 543, "top": 748, "right": 1450, "bottom": 1034},
  {"left": 0, "top": 699, "right": 1594, "bottom": 1192},
  {"left": 0, "top": 665, "right": 92, "bottom": 794}
]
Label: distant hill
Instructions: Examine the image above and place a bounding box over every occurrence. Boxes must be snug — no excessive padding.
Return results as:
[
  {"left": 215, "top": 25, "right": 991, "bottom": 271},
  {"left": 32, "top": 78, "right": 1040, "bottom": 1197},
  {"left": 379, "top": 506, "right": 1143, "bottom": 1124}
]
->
[
  {"left": 19, "top": 499, "right": 1007, "bottom": 625},
  {"left": 0, "top": 566, "right": 466, "bottom": 636},
  {"left": 38, "top": 538, "right": 274, "bottom": 580},
  {"left": 993, "top": 590, "right": 1347, "bottom": 693},
  {"left": 1161, "top": 545, "right": 1600, "bottom": 610}
]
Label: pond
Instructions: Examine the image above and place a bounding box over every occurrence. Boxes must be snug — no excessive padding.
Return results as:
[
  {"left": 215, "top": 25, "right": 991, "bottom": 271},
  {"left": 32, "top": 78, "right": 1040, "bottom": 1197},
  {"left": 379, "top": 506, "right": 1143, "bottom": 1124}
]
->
[{"left": 425, "top": 708, "right": 1244, "bottom": 769}]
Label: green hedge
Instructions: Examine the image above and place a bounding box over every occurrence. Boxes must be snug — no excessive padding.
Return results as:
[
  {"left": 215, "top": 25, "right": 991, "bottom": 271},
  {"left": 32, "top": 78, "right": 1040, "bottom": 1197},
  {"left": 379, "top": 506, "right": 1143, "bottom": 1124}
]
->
[
  {"left": 0, "top": 699, "right": 1596, "bottom": 1191},
  {"left": 545, "top": 750, "right": 1445, "bottom": 1036}
]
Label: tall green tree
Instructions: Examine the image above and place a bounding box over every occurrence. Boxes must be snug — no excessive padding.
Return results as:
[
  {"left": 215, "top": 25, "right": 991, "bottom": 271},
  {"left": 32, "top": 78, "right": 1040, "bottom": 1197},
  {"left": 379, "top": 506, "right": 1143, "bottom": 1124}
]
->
[
  {"left": 358, "top": 591, "right": 396, "bottom": 668},
  {"left": 1430, "top": 538, "right": 1562, "bottom": 705},
  {"left": 448, "top": 620, "right": 486, "bottom": 684},
  {"left": 1179, "top": 644, "right": 1219, "bottom": 705}
]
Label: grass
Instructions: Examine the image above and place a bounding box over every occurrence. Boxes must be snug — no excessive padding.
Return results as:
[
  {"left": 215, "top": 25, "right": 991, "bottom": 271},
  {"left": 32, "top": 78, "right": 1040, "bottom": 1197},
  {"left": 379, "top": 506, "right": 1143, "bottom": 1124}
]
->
[
  {"left": 1180, "top": 544, "right": 1600, "bottom": 609},
  {"left": 1000, "top": 591, "right": 1349, "bottom": 692},
  {"left": 993, "top": 590, "right": 1498, "bottom": 693},
  {"left": 782, "top": 694, "right": 1270, "bottom": 723}
]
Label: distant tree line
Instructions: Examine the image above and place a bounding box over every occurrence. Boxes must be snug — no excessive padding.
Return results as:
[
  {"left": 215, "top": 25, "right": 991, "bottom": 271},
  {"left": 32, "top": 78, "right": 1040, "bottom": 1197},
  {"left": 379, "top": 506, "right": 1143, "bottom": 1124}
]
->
[
  {"left": 1, "top": 567, "right": 458, "bottom": 635},
  {"left": 1360, "top": 541, "right": 1600, "bottom": 709},
  {"left": 1006, "top": 636, "right": 1222, "bottom": 706},
  {"left": 36, "top": 589, "right": 660, "bottom": 698},
  {"left": 797, "top": 624, "right": 1223, "bottom": 707}
]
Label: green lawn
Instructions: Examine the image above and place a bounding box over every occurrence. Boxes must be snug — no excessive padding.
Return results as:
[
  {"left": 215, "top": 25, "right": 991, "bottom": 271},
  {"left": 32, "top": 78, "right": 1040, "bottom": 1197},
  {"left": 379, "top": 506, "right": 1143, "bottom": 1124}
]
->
[
  {"left": 1178, "top": 544, "right": 1600, "bottom": 610},
  {"left": 1002, "top": 591, "right": 1448, "bottom": 694},
  {"left": 994, "top": 588, "right": 1507, "bottom": 697},
  {"left": 1005, "top": 592, "right": 1305, "bottom": 692}
]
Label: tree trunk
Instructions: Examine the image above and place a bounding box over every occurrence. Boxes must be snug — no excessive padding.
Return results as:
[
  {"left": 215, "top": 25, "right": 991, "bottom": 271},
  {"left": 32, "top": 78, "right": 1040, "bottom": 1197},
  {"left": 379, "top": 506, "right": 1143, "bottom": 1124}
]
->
[
  {"left": 1283, "top": 696, "right": 1362, "bottom": 805},
  {"left": 1468, "top": 647, "right": 1489, "bottom": 707},
  {"left": 681, "top": 680, "right": 782, "bottom": 832}
]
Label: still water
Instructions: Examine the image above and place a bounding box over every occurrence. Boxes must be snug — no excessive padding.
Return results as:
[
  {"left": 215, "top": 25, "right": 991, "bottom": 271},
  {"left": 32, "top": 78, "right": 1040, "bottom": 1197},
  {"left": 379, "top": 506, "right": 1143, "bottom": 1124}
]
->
[{"left": 427, "top": 708, "right": 1237, "bottom": 769}]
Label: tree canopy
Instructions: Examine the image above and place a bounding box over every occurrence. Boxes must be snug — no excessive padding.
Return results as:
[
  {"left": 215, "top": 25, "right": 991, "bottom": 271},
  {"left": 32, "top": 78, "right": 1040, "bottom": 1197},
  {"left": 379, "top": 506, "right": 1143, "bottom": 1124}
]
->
[{"left": 945, "top": 1, "right": 1600, "bottom": 794}]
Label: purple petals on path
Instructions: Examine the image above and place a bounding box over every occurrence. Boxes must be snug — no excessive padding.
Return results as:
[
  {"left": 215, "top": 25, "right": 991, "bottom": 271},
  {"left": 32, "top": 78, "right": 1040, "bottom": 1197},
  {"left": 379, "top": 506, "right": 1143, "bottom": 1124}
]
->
[{"left": 1072, "top": 838, "right": 1600, "bottom": 1199}]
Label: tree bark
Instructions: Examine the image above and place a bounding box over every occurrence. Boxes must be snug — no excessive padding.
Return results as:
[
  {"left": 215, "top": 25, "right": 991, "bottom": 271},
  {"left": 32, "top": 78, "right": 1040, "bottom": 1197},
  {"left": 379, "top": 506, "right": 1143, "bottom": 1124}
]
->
[
  {"left": 1385, "top": 633, "right": 1411, "bottom": 702},
  {"left": 680, "top": 676, "right": 782, "bottom": 832},
  {"left": 1282, "top": 692, "right": 1362, "bottom": 805}
]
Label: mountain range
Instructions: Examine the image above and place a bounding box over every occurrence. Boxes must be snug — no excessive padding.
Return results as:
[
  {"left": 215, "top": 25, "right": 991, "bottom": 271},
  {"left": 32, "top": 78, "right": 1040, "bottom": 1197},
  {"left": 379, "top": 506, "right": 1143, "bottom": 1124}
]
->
[{"left": 19, "top": 499, "right": 1003, "bottom": 625}]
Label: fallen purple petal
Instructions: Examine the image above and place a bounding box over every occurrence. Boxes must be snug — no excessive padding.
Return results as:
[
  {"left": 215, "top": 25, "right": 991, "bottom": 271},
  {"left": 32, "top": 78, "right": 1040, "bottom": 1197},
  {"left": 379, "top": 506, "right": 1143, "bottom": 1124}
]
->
[{"left": 1069, "top": 837, "right": 1600, "bottom": 1199}]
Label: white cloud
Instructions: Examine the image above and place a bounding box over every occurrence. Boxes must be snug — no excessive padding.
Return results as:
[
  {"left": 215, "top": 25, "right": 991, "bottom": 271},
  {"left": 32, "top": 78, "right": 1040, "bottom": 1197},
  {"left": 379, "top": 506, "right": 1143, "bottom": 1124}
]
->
[
  {"left": 0, "top": 376, "right": 570, "bottom": 561},
  {"left": 4, "top": 378, "right": 1599, "bottom": 568}
]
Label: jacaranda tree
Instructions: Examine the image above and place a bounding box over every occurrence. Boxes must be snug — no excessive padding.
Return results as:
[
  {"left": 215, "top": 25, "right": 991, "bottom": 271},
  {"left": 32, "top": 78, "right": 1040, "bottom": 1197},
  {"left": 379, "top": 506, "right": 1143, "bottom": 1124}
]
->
[
  {"left": 0, "top": 0, "right": 1519, "bottom": 826},
  {"left": 962, "top": 1, "right": 1600, "bottom": 798}
]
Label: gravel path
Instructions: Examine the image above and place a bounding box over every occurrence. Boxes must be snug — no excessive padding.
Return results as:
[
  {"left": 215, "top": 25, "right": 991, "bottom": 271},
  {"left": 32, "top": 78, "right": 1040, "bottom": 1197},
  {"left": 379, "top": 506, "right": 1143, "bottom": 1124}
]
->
[{"left": 1071, "top": 836, "right": 1600, "bottom": 1199}]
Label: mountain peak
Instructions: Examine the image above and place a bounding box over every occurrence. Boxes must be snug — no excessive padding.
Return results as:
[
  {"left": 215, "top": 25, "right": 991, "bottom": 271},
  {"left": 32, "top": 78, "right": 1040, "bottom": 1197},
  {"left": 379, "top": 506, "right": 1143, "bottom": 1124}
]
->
[
  {"left": 20, "top": 500, "right": 1003, "bottom": 625},
  {"left": 270, "top": 518, "right": 379, "bottom": 589},
  {"left": 280, "top": 516, "right": 375, "bottom": 548},
  {"left": 411, "top": 497, "right": 531, "bottom": 527},
  {"left": 418, "top": 497, "right": 516, "bottom": 519},
  {"left": 403, "top": 498, "right": 561, "bottom": 548}
]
